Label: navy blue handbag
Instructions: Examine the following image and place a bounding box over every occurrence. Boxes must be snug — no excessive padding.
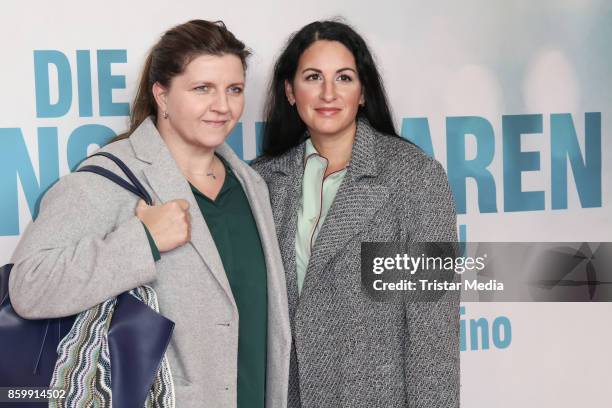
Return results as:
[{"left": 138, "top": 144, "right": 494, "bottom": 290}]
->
[{"left": 0, "top": 152, "right": 174, "bottom": 407}]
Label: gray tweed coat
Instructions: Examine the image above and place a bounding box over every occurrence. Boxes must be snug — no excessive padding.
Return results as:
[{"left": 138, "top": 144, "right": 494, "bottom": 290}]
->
[{"left": 252, "top": 119, "right": 460, "bottom": 408}]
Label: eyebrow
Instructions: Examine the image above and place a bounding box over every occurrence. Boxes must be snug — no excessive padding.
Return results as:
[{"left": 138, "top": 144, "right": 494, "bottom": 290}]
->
[
  {"left": 300, "top": 67, "right": 357, "bottom": 74},
  {"left": 189, "top": 81, "right": 245, "bottom": 87}
]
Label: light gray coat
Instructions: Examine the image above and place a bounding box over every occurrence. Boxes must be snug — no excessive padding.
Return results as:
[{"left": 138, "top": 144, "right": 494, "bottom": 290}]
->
[
  {"left": 9, "top": 118, "right": 291, "bottom": 408},
  {"left": 252, "top": 119, "right": 460, "bottom": 408}
]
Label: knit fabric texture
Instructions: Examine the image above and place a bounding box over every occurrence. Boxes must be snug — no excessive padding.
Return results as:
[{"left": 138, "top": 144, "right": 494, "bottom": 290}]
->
[
  {"left": 252, "top": 119, "right": 460, "bottom": 408},
  {"left": 49, "top": 286, "right": 175, "bottom": 407}
]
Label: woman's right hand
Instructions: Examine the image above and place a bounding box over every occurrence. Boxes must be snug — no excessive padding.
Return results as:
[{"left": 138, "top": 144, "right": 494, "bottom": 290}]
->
[{"left": 136, "top": 199, "right": 191, "bottom": 252}]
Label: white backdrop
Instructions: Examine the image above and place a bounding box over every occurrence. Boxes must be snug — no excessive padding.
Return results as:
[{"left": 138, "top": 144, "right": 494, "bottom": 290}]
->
[{"left": 2, "top": 0, "right": 611, "bottom": 406}]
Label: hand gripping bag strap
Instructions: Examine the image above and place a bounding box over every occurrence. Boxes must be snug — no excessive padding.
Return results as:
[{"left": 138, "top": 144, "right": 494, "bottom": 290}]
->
[{"left": 47, "top": 153, "right": 175, "bottom": 407}]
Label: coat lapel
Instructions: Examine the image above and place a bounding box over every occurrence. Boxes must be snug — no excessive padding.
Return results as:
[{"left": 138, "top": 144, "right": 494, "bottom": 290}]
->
[
  {"left": 215, "top": 143, "right": 291, "bottom": 347},
  {"left": 129, "top": 119, "right": 236, "bottom": 309},
  {"left": 264, "top": 145, "right": 305, "bottom": 321},
  {"left": 299, "top": 120, "right": 389, "bottom": 301}
]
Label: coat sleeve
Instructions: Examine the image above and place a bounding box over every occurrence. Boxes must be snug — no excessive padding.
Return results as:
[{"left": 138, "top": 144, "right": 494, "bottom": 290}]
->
[
  {"left": 404, "top": 159, "right": 460, "bottom": 407},
  {"left": 8, "top": 173, "right": 157, "bottom": 319}
]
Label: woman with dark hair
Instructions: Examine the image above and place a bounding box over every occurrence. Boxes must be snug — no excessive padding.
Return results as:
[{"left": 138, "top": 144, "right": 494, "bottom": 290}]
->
[
  {"left": 10, "top": 20, "right": 289, "bottom": 408},
  {"left": 253, "top": 20, "right": 459, "bottom": 407}
]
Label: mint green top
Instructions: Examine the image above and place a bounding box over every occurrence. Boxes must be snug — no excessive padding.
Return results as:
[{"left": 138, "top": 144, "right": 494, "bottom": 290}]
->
[{"left": 295, "top": 139, "right": 347, "bottom": 294}]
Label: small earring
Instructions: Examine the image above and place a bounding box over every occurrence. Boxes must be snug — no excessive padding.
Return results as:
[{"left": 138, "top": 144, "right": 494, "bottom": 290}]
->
[
  {"left": 163, "top": 111, "right": 168, "bottom": 119},
  {"left": 288, "top": 99, "right": 295, "bottom": 106}
]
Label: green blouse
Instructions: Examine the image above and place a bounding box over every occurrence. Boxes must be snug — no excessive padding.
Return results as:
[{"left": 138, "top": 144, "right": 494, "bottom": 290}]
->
[{"left": 144, "top": 158, "right": 268, "bottom": 408}]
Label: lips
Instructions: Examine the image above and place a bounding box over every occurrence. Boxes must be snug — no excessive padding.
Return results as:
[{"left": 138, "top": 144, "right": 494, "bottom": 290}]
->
[
  {"left": 202, "top": 119, "right": 228, "bottom": 127},
  {"left": 314, "top": 107, "right": 341, "bottom": 116}
]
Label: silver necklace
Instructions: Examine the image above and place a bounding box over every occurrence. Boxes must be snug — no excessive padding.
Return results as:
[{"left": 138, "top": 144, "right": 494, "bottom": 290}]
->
[{"left": 181, "top": 156, "right": 217, "bottom": 179}]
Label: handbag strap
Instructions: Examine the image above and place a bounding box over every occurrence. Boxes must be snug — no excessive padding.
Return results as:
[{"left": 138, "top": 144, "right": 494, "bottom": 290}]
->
[
  {"left": 77, "top": 152, "right": 153, "bottom": 206},
  {"left": 42, "top": 152, "right": 152, "bottom": 373}
]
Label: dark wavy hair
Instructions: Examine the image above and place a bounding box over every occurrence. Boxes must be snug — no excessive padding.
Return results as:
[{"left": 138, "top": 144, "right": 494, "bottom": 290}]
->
[
  {"left": 260, "top": 20, "right": 399, "bottom": 157},
  {"left": 110, "top": 20, "right": 250, "bottom": 142}
]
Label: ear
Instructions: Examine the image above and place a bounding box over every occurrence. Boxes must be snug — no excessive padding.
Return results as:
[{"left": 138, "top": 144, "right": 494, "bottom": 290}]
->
[
  {"left": 284, "top": 79, "right": 295, "bottom": 106},
  {"left": 359, "top": 87, "right": 365, "bottom": 106},
  {"left": 152, "top": 82, "right": 168, "bottom": 114}
]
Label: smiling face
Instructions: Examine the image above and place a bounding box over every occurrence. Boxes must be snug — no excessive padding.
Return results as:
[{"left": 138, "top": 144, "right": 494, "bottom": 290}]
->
[
  {"left": 286, "top": 40, "right": 364, "bottom": 140},
  {"left": 153, "top": 53, "right": 245, "bottom": 151}
]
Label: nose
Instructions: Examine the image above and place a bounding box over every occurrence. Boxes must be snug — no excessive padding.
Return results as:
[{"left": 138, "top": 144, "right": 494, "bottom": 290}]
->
[
  {"left": 211, "top": 91, "right": 230, "bottom": 114},
  {"left": 319, "top": 80, "right": 337, "bottom": 102}
]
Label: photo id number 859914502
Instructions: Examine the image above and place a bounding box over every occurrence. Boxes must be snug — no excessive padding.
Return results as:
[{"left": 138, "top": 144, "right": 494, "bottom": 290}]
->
[{"left": 0, "top": 387, "right": 66, "bottom": 403}]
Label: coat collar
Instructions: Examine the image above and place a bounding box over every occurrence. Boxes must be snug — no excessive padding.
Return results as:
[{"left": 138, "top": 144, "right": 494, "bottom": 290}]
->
[
  {"left": 345, "top": 118, "right": 380, "bottom": 180},
  {"left": 268, "top": 119, "right": 390, "bottom": 311},
  {"left": 269, "top": 118, "right": 380, "bottom": 181},
  {"left": 298, "top": 119, "right": 390, "bottom": 302}
]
